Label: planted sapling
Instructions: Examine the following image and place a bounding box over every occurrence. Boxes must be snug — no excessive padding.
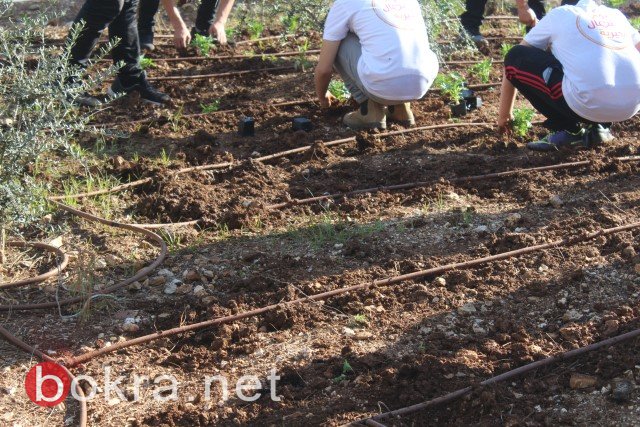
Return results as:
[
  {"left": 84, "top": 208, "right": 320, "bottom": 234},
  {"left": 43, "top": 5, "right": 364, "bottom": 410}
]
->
[
  {"left": 511, "top": 107, "right": 536, "bottom": 137},
  {"left": 435, "top": 72, "right": 467, "bottom": 116},
  {"left": 192, "top": 33, "right": 214, "bottom": 56},
  {"left": 294, "top": 37, "right": 312, "bottom": 71},
  {"left": 200, "top": 99, "right": 221, "bottom": 113},
  {"left": 139, "top": 55, "right": 157, "bottom": 70},
  {"left": 333, "top": 359, "right": 355, "bottom": 383},
  {"left": 247, "top": 18, "right": 264, "bottom": 40},
  {"left": 281, "top": 14, "right": 300, "bottom": 34},
  {"left": 470, "top": 58, "right": 492, "bottom": 84},
  {"left": 328, "top": 80, "right": 350, "bottom": 102},
  {"left": 501, "top": 42, "right": 514, "bottom": 58}
]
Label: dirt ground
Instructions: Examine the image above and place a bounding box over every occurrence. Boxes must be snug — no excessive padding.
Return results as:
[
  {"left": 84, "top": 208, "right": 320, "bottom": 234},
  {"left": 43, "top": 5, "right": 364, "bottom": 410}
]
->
[{"left": 1, "top": 1, "right": 640, "bottom": 426}]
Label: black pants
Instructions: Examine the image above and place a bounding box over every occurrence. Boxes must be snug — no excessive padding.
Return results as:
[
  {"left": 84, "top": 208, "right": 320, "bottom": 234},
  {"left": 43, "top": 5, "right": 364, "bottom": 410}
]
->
[
  {"left": 504, "top": 45, "right": 603, "bottom": 132},
  {"left": 69, "top": 0, "right": 143, "bottom": 86},
  {"left": 138, "top": 0, "right": 220, "bottom": 38},
  {"left": 461, "top": 0, "right": 545, "bottom": 34}
]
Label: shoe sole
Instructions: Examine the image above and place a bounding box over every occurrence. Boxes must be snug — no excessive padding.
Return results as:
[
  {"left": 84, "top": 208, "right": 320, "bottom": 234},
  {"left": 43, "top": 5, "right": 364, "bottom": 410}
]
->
[
  {"left": 344, "top": 122, "right": 387, "bottom": 131},
  {"left": 107, "top": 87, "right": 167, "bottom": 106},
  {"left": 387, "top": 117, "right": 415, "bottom": 127}
]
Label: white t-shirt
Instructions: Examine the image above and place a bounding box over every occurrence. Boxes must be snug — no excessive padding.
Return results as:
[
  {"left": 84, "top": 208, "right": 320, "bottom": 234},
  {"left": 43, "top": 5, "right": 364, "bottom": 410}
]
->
[
  {"left": 524, "top": 0, "right": 640, "bottom": 123},
  {"left": 323, "top": 0, "right": 439, "bottom": 101}
]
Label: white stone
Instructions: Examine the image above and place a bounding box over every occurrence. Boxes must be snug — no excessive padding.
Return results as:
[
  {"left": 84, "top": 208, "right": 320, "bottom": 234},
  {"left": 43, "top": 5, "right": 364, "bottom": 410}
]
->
[{"left": 458, "top": 303, "right": 477, "bottom": 314}]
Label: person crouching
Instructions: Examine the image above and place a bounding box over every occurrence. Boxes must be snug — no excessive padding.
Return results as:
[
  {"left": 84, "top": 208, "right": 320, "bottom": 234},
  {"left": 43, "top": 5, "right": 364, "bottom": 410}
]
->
[
  {"left": 498, "top": 0, "right": 640, "bottom": 151},
  {"left": 314, "top": 0, "right": 439, "bottom": 130}
]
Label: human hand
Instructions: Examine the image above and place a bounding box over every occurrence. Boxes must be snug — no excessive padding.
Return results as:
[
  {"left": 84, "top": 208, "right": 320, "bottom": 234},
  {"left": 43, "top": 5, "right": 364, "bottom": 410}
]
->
[
  {"left": 174, "top": 25, "right": 191, "bottom": 49},
  {"left": 518, "top": 7, "right": 538, "bottom": 27},
  {"left": 211, "top": 21, "right": 228, "bottom": 45},
  {"left": 497, "top": 115, "right": 513, "bottom": 136},
  {"left": 319, "top": 91, "right": 337, "bottom": 109}
]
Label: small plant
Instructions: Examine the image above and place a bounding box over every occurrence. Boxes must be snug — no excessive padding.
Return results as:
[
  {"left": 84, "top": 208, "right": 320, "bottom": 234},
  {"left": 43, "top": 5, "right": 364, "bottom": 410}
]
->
[
  {"left": 294, "top": 37, "right": 312, "bottom": 71},
  {"left": 159, "top": 229, "right": 182, "bottom": 252},
  {"left": 511, "top": 107, "right": 536, "bottom": 137},
  {"left": 247, "top": 18, "right": 264, "bottom": 40},
  {"left": 470, "top": 58, "right": 492, "bottom": 84},
  {"left": 500, "top": 42, "right": 514, "bottom": 58},
  {"left": 333, "top": 359, "right": 354, "bottom": 383},
  {"left": 139, "top": 55, "right": 156, "bottom": 70},
  {"left": 225, "top": 26, "right": 237, "bottom": 40},
  {"left": 328, "top": 80, "right": 350, "bottom": 102},
  {"left": 159, "top": 148, "right": 171, "bottom": 166},
  {"left": 169, "top": 105, "right": 184, "bottom": 132},
  {"left": 434, "top": 72, "right": 466, "bottom": 104},
  {"left": 192, "top": 33, "right": 214, "bottom": 56},
  {"left": 280, "top": 14, "right": 300, "bottom": 34},
  {"left": 353, "top": 314, "right": 368, "bottom": 326},
  {"left": 200, "top": 99, "right": 221, "bottom": 113}
]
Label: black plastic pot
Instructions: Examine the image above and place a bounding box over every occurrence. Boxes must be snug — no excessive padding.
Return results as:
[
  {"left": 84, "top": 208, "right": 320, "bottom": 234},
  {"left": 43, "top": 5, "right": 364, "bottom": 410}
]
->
[
  {"left": 450, "top": 102, "right": 467, "bottom": 117},
  {"left": 461, "top": 88, "right": 482, "bottom": 110},
  {"left": 292, "top": 116, "right": 312, "bottom": 131},
  {"left": 465, "top": 96, "right": 483, "bottom": 110},
  {"left": 238, "top": 116, "right": 255, "bottom": 136}
]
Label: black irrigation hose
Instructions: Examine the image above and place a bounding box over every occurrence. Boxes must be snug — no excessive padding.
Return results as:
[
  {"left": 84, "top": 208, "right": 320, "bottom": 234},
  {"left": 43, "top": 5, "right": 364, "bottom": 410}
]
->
[{"left": 346, "top": 327, "right": 640, "bottom": 426}]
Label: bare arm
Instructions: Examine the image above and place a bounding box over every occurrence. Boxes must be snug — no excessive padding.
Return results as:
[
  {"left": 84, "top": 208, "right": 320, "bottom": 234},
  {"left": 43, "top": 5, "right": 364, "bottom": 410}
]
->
[
  {"left": 160, "top": 0, "right": 191, "bottom": 48},
  {"left": 210, "top": 0, "right": 236, "bottom": 45},
  {"left": 516, "top": 0, "right": 537, "bottom": 27},
  {"left": 637, "top": 41, "right": 640, "bottom": 53},
  {"left": 498, "top": 40, "right": 531, "bottom": 132},
  {"left": 314, "top": 40, "right": 341, "bottom": 108}
]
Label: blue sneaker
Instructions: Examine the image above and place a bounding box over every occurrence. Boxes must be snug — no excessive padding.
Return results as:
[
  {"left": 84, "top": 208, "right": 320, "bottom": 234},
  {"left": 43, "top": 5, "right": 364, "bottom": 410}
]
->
[{"left": 526, "top": 129, "right": 586, "bottom": 152}]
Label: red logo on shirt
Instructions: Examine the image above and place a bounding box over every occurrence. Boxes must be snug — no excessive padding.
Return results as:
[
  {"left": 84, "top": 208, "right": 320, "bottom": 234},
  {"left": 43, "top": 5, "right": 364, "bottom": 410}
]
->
[
  {"left": 372, "top": 0, "right": 420, "bottom": 29},
  {"left": 576, "top": 13, "right": 631, "bottom": 50}
]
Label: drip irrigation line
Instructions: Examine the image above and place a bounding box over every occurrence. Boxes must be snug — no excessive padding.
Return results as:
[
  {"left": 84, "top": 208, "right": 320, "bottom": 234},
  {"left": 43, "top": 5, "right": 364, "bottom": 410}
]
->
[
  {"left": 485, "top": 15, "right": 519, "bottom": 20},
  {"left": 66, "top": 220, "right": 640, "bottom": 367},
  {"left": 0, "top": 201, "right": 168, "bottom": 312},
  {"left": 267, "top": 156, "right": 640, "bottom": 210},
  {"left": 346, "top": 327, "right": 640, "bottom": 426},
  {"left": 0, "top": 241, "right": 69, "bottom": 289},
  {"left": 102, "top": 49, "right": 322, "bottom": 63},
  {"left": 147, "top": 65, "right": 296, "bottom": 82},
  {"left": 47, "top": 177, "right": 154, "bottom": 201},
  {"left": 0, "top": 325, "right": 88, "bottom": 427},
  {"left": 91, "top": 81, "right": 500, "bottom": 128},
  {"left": 129, "top": 219, "right": 201, "bottom": 229},
  {"left": 67, "top": 121, "right": 495, "bottom": 204},
  {"left": 92, "top": 99, "right": 313, "bottom": 128}
]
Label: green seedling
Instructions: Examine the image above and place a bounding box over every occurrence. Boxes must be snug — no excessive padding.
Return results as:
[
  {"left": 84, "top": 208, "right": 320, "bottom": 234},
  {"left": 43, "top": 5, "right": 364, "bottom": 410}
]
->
[
  {"left": 169, "top": 105, "right": 184, "bottom": 132},
  {"left": 294, "top": 37, "right": 312, "bottom": 71},
  {"left": 200, "top": 99, "right": 221, "bottom": 113},
  {"left": 225, "top": 26, "right": 237, "bottom": 40},
  {"left": 247, "top": 19, "right": 264, "bottom": 40},
  {"left": 434, "top": 72, "right": 466, "bottom": 104},
  {"left": 328, "top": 80, "right": 350, "bottom": 102},
  {"left": 159, "top": 148, "right": 171, "bottom": 166},
  {"left": 353, "top": 314, "right": 368, "bottom": 326},
  {"left": 470, "top": 58, "right": 492, "bottom": 84},
  {"left": 192, "top": 33, "right": 214, "bottom": 56},
  {"left": 511, "top": 107, "right": 536, "bottom": 137},
  {"left": 159, "top": 229, "right": 182, "bottom": 252},
  {"left": 139, "top": 55, "right": 156, "bottom": 70},
  {"left": 281, "top": 14, "right": 300, "bottom": 34},
  {"left": 333, "top": 359, "right": 354, "bottom": 383},
  {"left": 501, "top": 42, "right": 514, "bottom": 58}
]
